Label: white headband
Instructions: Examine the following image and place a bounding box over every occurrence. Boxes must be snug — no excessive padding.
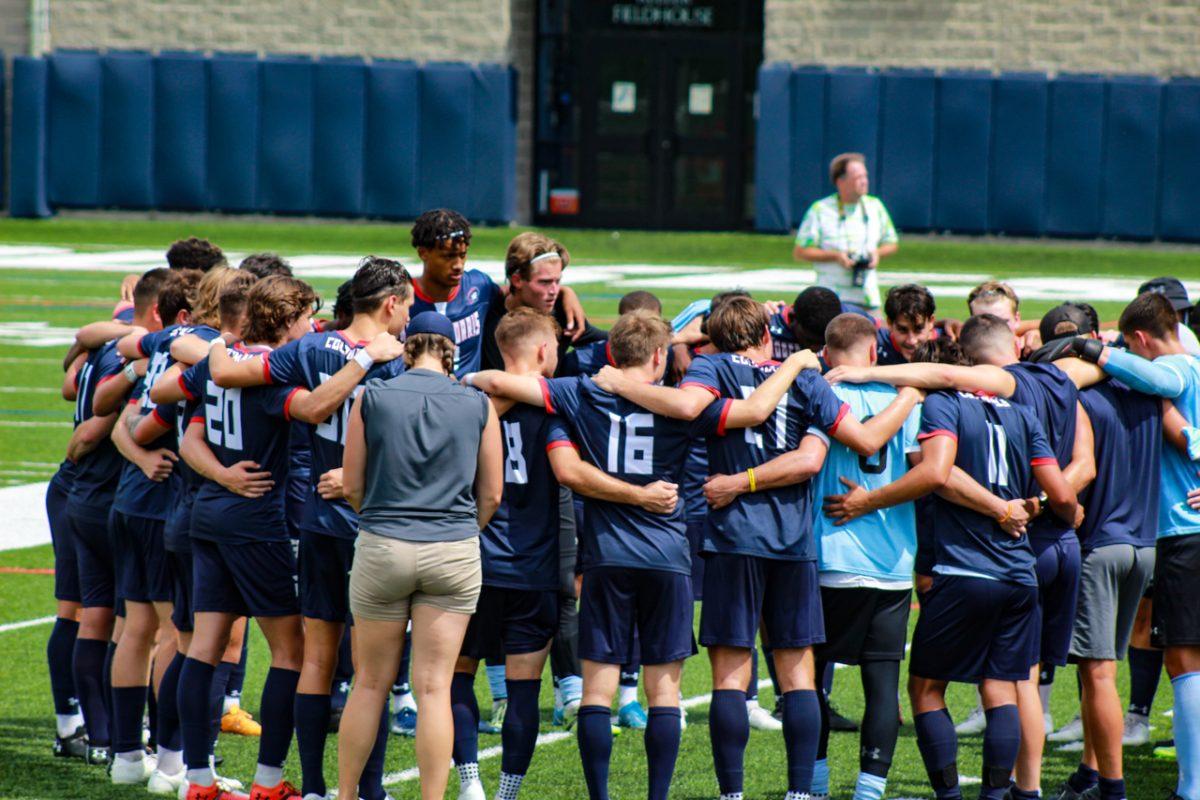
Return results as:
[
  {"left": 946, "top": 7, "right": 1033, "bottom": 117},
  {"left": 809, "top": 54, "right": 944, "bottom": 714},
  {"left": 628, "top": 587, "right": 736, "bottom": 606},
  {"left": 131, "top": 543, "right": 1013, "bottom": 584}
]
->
[{"left": 529, "top": 251, "right": 561, "bottom": 265}]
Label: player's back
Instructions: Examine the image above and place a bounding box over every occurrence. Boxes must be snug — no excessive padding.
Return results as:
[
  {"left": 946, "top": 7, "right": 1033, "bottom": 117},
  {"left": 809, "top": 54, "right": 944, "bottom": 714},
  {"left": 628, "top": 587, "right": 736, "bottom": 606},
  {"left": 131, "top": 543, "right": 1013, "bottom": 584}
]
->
[
  {"left": 68, "top": 341, "right": 125, "bottom": 513},
  {"left": 112, "top": 377, "right": 181, "bottom": 521},
  {"left": 1006, "top": 361, "right": 1079, "bottom": 540}
]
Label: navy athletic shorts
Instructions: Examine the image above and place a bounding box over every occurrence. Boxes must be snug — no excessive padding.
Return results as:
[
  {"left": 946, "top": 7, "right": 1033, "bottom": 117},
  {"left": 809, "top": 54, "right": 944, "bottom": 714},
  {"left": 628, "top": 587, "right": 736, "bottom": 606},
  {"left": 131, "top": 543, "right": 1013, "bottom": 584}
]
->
[
  {"left": 169, "top": 549, "right": 194, "bottom": 633},
  {"left": 579, "top": 567, "right": 695, "bottom": 665},
  {"left": 1033, "top": 534, "right": 1082, "bottom": 666},
  {"left": 686, "top": 520, "right": 705, "bottom": 600},
  {"left": 461, "top": 586, "right": 559, "bottom": 662},
  {"left": 298, "top": 529, "right": 354, "bottom": 623},
  {"left": 68, "top": 507, "right": 115, "bottom": 609},
  {"left": 700, "top": 554, "right": 824, "bottom": 650},
  {"left": 47, "top": 479, "right": 81, "bottom": 603},
  {"left": 111, "top": 511, "right": 171, "bottom": 604},
  {"left": 910, "top": 574, "right": 1039, "bottom": 683},
  {"left": 192, "top": 537, "right": 299, "bottom": 618}
]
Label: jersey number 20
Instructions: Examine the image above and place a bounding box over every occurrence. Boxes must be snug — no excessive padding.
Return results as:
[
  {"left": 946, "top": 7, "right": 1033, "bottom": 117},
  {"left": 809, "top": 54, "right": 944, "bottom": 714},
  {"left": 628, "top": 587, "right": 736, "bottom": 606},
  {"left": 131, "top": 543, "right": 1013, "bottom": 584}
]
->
[{"left": 204, "top": 380, "right": 244, "bottom": 450}]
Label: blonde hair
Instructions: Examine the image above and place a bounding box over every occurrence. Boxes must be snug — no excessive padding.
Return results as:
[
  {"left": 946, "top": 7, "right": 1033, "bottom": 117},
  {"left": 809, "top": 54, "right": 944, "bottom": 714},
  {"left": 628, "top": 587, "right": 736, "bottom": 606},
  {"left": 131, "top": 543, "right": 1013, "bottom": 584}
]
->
[
  {"left": 968, "top": 281, "right": 1019, "bottom": 315},
  {"left": 495, "top": 307, "right": 561, "bottom": 357},
  {"left": 608, "top": 310, "right": 671, "bottom": 368},
  {"left": 505, "top": 232, "right": 570, "bottom": 282},
  {"left": 193, "top": 267, "right": 251, "bottom": 328}
]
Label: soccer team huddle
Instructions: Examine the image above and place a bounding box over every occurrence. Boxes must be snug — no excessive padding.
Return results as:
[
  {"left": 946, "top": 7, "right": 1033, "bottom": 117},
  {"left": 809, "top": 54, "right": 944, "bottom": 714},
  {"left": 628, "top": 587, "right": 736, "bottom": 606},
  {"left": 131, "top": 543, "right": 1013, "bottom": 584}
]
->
[{"left": 42, "top": 207, "right": 1200, "bottom": 800}]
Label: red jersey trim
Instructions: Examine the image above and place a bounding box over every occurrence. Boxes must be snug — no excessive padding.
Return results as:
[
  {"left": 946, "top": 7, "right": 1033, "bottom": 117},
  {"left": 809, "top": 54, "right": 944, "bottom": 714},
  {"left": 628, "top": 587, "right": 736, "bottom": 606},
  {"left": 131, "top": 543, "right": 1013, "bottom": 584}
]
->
[
  {"left": 828, "top": 402, "right": 851, "bottom": 434},
  {"left": 917, "top": 429, "right": 958, "bottom": 442},
  {"left": 135, "top": 336, "right": 147, "bottom": 358},
  {"left": 178, "top": 374, "right": 196, "bottom": 402},
  {"left": 539, "top": 377, "right": 555, "bottom": 414},
  {"left": 189, "top": 415, "right": 205, "bottom": 425},
  {"left": 262, "top": 352, "right": 273, "bottom": 384},
  {"left": 283, "top": 387, "right": 303, "bottom": 421},
  {"left": 97, "top": 373, "right": 120, "bottom": 386},
  {"left": 716, "top": 398, "right": 734, "bottom": 436},
  {"left": 412, "top": 279, "right": 460, "bottom": 304},
  {"left": 545, "top": 440, "right": 577, "bottom": 453},
  {"left": 150, "top": 407, "right": 169, "bottom": 428},
  {"left": 605, "top": 341, "right": 616, "bottom": 367},
  {"left": 336, "top": 330, "right": 369, "bottom": 348},
  {"left": 679, "top": 381, "right": 720, "bottom": 398},
  {"left": 1030, "top": 457, "right": 1057, "bottom": 467}
]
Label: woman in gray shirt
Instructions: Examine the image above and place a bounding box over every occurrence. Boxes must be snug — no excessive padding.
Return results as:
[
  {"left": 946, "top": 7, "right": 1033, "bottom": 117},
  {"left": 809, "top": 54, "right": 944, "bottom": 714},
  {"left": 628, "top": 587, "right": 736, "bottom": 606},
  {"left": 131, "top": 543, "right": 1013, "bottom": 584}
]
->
[{"left": 336, "top": 312, "right": 503, "bottom": 800}]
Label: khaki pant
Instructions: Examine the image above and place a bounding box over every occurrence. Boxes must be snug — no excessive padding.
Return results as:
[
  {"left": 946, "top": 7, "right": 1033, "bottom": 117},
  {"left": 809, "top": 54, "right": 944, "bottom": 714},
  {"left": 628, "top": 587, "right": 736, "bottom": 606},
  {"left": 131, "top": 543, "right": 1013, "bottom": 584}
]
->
[{"left": 349, "top": 530, "right": 481, "bottom": 622}]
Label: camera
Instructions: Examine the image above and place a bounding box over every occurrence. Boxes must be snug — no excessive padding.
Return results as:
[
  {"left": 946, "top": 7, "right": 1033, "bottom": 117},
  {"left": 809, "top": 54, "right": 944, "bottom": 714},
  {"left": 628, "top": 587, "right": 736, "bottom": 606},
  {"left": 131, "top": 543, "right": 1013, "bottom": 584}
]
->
[{"left": 850, "top": 253, "right": 872, "bottom": 287}]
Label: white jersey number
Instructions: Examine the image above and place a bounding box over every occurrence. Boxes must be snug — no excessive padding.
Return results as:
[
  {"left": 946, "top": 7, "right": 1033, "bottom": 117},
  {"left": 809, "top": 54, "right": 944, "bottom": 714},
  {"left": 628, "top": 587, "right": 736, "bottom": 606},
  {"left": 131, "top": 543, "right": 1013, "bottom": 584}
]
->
[
  {"left": 204, "top": 380, "right": 244, "bottom": 451},
  {"left": 503, "top": 420, "right": 529, "bottom": 485},
  {"left": 606, "top": 412, "right": 654, "bottom": 475}
]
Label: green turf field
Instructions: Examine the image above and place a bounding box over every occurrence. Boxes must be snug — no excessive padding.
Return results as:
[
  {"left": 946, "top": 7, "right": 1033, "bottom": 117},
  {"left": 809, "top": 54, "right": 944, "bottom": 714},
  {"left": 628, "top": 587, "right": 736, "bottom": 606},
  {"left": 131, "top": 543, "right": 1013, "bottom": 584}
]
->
[{"left": 0, "top": 216, "right": 1190, "bottom": 799}]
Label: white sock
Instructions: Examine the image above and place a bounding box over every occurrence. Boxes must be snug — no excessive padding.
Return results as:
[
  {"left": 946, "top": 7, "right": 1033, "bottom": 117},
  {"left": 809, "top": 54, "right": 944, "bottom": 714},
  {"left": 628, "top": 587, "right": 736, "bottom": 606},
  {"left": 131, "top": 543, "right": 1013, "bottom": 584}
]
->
[
  {"left": 496, "top": 771, "right": 524, "bottom": 800},
  {"left": 56, "top": 713, "right": 84, "bottom": 737},
  {"left": 1038, "top": 682, "right": 1053, "bottom": 712},
  {"left": 116, "top": 749, "right": 143, "bottom": 763},
  {"left": 457, "top": 761, "right": 480, "bottom": 784},
  {"left": 156, "top": 747, "right": 183, "bottom": 775},
  {"left": 619, "top": 685, "right": 638, "bottom": 707},
  {"left": 187, "top": 767, "right": 215, "bottom": 788},
  {"left": 720, "top": 793, "right": 744, "bottom": 800},
  {"left": 222, "top": 695, "right": 239, "bottom": 715},
  {"left": 253, "top": 764, "right": 283, "bottom": 787}
]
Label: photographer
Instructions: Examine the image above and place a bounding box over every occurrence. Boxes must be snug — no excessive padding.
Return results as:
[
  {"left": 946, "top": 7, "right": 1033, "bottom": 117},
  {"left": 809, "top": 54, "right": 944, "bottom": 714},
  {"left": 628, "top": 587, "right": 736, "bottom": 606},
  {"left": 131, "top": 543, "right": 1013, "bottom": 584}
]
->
[{"left": 793, "top": 152, "right": 898, "bottom": 316}]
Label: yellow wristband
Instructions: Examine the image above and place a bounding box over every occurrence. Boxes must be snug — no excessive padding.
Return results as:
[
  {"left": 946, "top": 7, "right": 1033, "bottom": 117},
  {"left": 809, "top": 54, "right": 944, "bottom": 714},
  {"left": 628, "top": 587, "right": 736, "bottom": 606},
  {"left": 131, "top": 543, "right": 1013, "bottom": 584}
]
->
[
  {"left": 747, "top": 467, "right": 757, "bottom": 493},
  {"left": 998, "top": 502, "right": 1013, "bottom": 525}
]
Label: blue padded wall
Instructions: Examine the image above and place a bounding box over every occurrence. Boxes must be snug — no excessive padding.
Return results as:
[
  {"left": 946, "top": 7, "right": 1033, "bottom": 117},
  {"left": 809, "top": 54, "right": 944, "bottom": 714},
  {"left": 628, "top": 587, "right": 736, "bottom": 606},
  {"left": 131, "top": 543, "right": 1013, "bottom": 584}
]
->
[
  {"left": 753, "top": 62, "right": 792, "bottom": 231},
  {"left": 100, "top": 51, "right": 154, "bottom": 208},
  {"left": 1046, "top": 74, "right": 1105, "bottom": 236},
  {"left": 154, "top": 51, "right": 207, "bottom": 210},
  {"left": 825, "top": 68, "right": 879, "bottom": 173},
  {"left": 11, "top": 56, "right": 49, "bottom": 217},
  {"left": 259, "top": 56, "right": 314, "bottom": 214},
  {"left": 419, "top": 63, "right": 473, "bottom": 215},
  {"left": 1102, "top": 76, "right": 1161, "bottom": 239},
  {"left": 1160, "top": 78, "right": 1200, "bottom": 241},
  {"left": 47, "top": 51, "right": 102, "bottom": 207},
  {"left": 935, "top": 72, "right": 992, "bottom": 233},
  {"left": 989, "top": 73, "right": 1048, "bottom": 235},
  {"left": 877, "top": 69, "right": 935, "bottom": 230},
  {"left": 789, "top": 67, "right": 827, "bottom": 225},
  {"left": 469, "top": 65, "right": 516, "bottom": 222},
  {"left": 364, "top": 59, "right": 420, "bottom": 219},
  {"left": 313, "top": 58, "right": 366, "bottom": 216},
  {"left": 207, "top": 53, "right": 259, "bottom": 212}
]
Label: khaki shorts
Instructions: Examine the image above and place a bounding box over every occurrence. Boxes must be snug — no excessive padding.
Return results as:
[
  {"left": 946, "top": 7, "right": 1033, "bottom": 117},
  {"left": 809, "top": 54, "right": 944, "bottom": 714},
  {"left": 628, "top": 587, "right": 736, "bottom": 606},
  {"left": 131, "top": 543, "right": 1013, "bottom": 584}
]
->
[{"left": 349, "top": 530, "right": 481, "bottom": 622}]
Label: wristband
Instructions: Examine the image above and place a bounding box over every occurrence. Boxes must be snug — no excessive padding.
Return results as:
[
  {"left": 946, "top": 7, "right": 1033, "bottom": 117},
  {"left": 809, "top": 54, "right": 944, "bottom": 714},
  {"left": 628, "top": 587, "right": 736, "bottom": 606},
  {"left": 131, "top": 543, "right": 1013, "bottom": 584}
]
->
[
  {"left": 998, "top": 501, "right": 1013, "bottom": 525},
  {"left": 353, "top": 349, "right": 375, "bottom": 371},
  {"left": 123, "top": 362, "right": 139, "bottom": 383},
  {"left": 747, "top": 467, "right": 757, "bottom": 493},
  {"left": 1073, "top": 337, "right": 1104, "bottom": 364},
  {"left": 462, "top": 372, "right": 477, "bottom": 388},
  {"left": 208, "top": 337, "right": 226, "bottom": 351}
]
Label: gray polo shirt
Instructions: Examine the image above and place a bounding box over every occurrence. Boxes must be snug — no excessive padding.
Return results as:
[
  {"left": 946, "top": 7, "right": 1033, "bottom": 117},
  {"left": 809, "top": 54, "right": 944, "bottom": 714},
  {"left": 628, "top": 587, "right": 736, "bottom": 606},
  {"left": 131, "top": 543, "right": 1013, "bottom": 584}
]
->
[{"left": 358, "top": 368, "right": 490, "bottom": 542}]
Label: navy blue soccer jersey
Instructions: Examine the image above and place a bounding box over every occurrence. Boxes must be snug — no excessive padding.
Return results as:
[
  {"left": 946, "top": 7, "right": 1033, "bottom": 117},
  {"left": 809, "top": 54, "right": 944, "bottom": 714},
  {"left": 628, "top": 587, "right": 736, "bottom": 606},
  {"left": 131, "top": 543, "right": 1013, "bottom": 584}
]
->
[
  {"left": 768, "top": 309, "right": 804, "bottom": 361},
  {"left": 682, "top": 353, "right": 847, "bottom": 560},
  {"left": 112, "top": 379, "right": 180, "bottom": 521},
  {"left": 919, "top": 390, "right": 1056, "bottom": 586},
  {"left": 1004, "top": 362, "right": 1079, "bottom": 541},
  {"left": 411, "top": 270, "right": 505, "bottom": 376},
  {"left": 162, "top": 395, "right": 202, "bottom": 553},
  {"left": 558, "top": 340, "right": 614, "bottom": 378},
  {"left": 135, "top": 324, "right": 221, "bottom": 413},
  {"left": 67, "top": 341, "right": 125, "bottom": 520},
  {"left": 1077, "top": 381, "right": 1161, "bottom": 550},
  {"left": 482, "top": 404, "right": 572, "bottom": 591},
  {"left": 540, "top": 376, "right": 700, "bottom": 575},
  {"left": 260, "top": 329, "right": 405, "bottom": 538},
  {"left": 181, "top": 349, "right": 300, "bottom": 543}
]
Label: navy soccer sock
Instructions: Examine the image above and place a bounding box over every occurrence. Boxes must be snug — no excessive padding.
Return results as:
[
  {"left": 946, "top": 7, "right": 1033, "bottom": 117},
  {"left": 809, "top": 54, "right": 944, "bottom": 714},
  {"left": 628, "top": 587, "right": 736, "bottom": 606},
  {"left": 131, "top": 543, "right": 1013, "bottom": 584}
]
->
[
  {"left": 47, "top": 618, "right": 79, "bottom": 716},
  {"left": 111, "top": 685, "right": 149, "bottom": 755},
  {"left": 294, "top": 692, "right": 332, "bottom": 798},
  {"left": 147, "top": 681, "right": 157, "bottom": 749},
  {"left": 451, "top": 672, "right": 480, "bottom": 768},
  {"left": 255, "top": 667, "right": 300, "bottom": 769},
  {"left": 645, "top": 707, "right": 682, "bottom": 800},
  {"left": 577, "top": 705, "right": 613, "bottom": 800},
  {"left": 980, "top": 705, "right": 1020, "bottom": 800},
  {"left": 914, "top": 708, "right": 962, "bottom": 800},
  {"left": 102, "top": 641, "right": 117, "bottom": 726},
  {"left": 822, "top": 662, "right": 835, "bottom": 696},
  {"left": 500, "top": 679, "right": 542, "bottom": 777},
  {"left": 1068, "top": 764, "right": 1099, "bottom": 793},
  {"left": 709, "top": 689, "right": 749, "bottom": 795},
  {"left": 1098, "top": 777, "right": 1126, "bottom": 800},
  {"left": 177, "top": 657, "right": 216, "bottom": 770},
  {"left": 358, "top": 704, "right": 390, "bottom": 800},
  {"left": 781, "top": 689, "right": 820, "bottom": 794},
  {"left": 157, "top": 651, "right": 185, "bottom": 752},
  {"left": 208, "top": 660, "right": 235, "bottom": 745},
  {"left": 1127, "top": 646, "right": 1163, "bottom": 717},
  {"left": 73, "top": 637, "right": 111, "bottom": 746},
  {"left": 226, "top": 637, "right": 248, "bottom": 704}
]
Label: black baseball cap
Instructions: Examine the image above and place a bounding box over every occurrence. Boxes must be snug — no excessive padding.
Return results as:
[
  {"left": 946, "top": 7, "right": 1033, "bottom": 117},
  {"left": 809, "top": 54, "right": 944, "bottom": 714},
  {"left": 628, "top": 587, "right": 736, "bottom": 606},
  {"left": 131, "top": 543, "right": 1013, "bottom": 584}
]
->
[
  {"left": 1138, "top": 277, "right": 1191, "bottom": 311},
  {"left": 1039, "top": 303, "right": 1095, "bottom": 343}
]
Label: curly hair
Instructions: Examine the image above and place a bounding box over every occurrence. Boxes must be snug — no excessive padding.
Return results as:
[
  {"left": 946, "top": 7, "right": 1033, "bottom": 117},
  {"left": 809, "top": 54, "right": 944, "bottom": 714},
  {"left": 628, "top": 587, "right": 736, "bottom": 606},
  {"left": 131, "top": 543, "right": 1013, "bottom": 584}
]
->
[
  {"left": 166, "top": 237, "right": 227, "bottom": 272},
  {"left": 884, "top": 284, "right": 936, "bottom": 325},
  {"left": 192, "top": 267, "right": 254, "bottom": 328},
  {"left": 402, "top": 332, "right": 456, "bottom": 376},
  {"left": 505, "top": 232, "right": 569, "bottom": 281},
  {"left": 411, "top": 208, "right": 472, "bottom": 250},
  {"left": 243, "top": 276, "right": 320, "bottom": 345},
  {"left": 238, "top": 252, "right": 292, "bottom": 279}
]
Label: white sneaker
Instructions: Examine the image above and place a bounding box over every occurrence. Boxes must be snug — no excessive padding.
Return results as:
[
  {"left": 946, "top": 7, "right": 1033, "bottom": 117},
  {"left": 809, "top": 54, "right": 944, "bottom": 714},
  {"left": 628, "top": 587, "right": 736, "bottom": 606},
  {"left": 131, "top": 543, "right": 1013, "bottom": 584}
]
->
[
  {"left": 680, "top": 706, "right": 688, "bottom": 731},
  {"left": 1048, "top": 714, "right": 1084, "bottom": 742},
  {"left": 111, "top": 753, "right": 157, "bottom": 784},
  {"left": 748, "top": 702, "right": 783, "bottom": 731},
  {"left": 1055, "top": 740, "right": 1084, "bottom": 752},
  {"left": 1123, "top": 713, "right": 1151, "bottom": 746},
  {"left": 147, "top": 767, "right": 185, "bottom": 795},
  {"left": 954, "top": 705, "right": 987, "bottom": 735},
  {"left": 457, "top": 778, "right": 486, "bottom": 800},
  {"left": 1043, "top": 711, "right": 1055, "bottom": 737}
]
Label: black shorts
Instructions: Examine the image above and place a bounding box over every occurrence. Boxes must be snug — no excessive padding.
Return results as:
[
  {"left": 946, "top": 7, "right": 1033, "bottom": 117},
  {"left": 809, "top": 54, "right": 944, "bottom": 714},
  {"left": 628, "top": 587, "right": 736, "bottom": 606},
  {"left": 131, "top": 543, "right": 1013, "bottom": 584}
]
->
[
  {"left": 579, "top": 567, "right": 695, "bottom": 665},
  {"left": 47, "top": 480, "right": 81, "bottom": 603},
  {"left": 1151, "top": 533, "right": 1200, "bottom": 648},
  {"left": 817, "top": 585, "right": 911, "bottom": 664},
  {"left": 111, "top": 511, "right": 171, "bottom": 604},
  {"left": 686, "top": 520, "right": 705, "bottom": 600},
  {"left": 192, "top": 537, "right": 299, "bottom": 618},
  {"left": 699, "top": 554, "right": 824, "bottom": 650},
  {"left": 68, "top": 508, "right": 115, "bottom": 609},
  {"left": 170, "top": 549, "right": 194, "bottom": 633},
  {"left": 910, "top": 574, "right": 1039, "bottom": 684},
  {"left": 1033, "top": 534, "right": 1082, "bottom": 666},
  {"left": 298, "top": 529, "right": 354, "bottom": 623},
  {"left": 461, "top": 586, "right": 559, "bottom": 662}
]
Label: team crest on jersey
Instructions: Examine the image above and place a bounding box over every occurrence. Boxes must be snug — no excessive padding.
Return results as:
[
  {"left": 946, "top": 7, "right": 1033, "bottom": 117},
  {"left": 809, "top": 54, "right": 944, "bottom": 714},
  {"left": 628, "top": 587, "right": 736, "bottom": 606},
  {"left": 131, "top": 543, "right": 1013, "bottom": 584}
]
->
[{"left": 467, "top": 286, "right": 480, "bottom": 304}]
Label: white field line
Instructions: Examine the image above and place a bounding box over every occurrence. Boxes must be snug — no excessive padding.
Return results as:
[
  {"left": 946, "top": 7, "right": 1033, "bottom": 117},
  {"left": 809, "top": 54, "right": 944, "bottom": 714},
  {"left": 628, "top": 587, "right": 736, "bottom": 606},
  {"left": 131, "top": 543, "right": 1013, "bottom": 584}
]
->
[
  {"left": 0, "top": 421, "right": 72, "bottom": 427},
  {"left": 0, "top": 386, "right": 58, "bottom": 393},
  {"left": 0, "top": 615, "right": 55, "bottom": 633}
]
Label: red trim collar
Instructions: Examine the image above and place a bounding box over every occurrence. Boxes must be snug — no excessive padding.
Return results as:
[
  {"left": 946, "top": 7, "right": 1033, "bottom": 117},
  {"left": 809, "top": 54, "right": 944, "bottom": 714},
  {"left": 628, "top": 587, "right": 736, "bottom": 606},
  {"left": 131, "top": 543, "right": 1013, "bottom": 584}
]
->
[{"left": 413, "top": 278, "right": 460, "bottom": 304}]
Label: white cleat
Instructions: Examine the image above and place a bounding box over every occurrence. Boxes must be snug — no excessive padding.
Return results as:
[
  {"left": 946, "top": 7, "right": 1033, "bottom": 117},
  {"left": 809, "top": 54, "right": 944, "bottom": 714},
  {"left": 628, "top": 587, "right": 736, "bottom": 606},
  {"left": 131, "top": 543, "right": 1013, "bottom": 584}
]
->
[
  {"left": 147, "top": 767, "right": 185, "bottom": 795},
  {"left": 457, "top": 778, "right": 486, "bottom": 800},
  {"left": 954, "top": 705, "right": 987, "bottom": 736},
  {"left": 111, "top": 753, "right": 157, "bottom": 784},
  {"left": 748, "top": 702, "right": 783, "bottom": 731},
  {"left": 1048, "top": 714, "right": 1084, "bottom": 742},
  {"left": 1055, "top": 740, "right": 1084, "bottom": 753},
  {"left": 1122, "top": 713, "right": 1151, "bottom": 746}
]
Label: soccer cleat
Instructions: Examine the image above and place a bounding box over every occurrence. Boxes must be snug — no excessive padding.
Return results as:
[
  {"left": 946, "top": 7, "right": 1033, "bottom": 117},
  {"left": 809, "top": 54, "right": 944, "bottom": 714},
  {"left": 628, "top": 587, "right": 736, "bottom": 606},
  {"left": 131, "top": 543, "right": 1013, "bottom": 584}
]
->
[
  {"left": 825, "top": 699, "right": 859, "bottom": 732},
  {"left": 954, "top": 705, "right": 987, "bottom": 736},
  {"left": 221, "top": 706, "right": 262, "bottom": 737},
  {"left": 329, "top": 682, "right": 350, "bottom": 732},
  {"left": 149, "top": 768, "right": 186, "bottom": 795},
  {"left": 457, "top": 778, "right": 486, "bottom": 800},
  {"left": 184, "top": 782, "right": 250, "bottom": 800},
  {"left": 111, "top": 752, "right": 157, "bottom": 784},
  {"left": 1054, "top": 740, "right": 1084, "bottom": 753},
  {"left": 1044, "top": 711, "right": 1055, "bottom": 737},
  {"left": 479, "top": 699, "right": 506, "bottom": 734},
  {"left": 748, "top": 702, "right": 783, "bottom": 731},
  {"left": 249, "top": 780, "right": 302, "bottom": 800},
  {"left": 1048, "top": 714, "right": 1084, "bottom": 742},
  {"left": 391, "top": 706, "right": 417, "bottom": 737},
  {"left": 1050, "top": 782, "right": 1086, "bottom": 800},
  {"left": 53, "top": 725, "right": 89, "bottom": 760},
  {"left": 555, "top": 698, "right": 581, "bottom": 729},
  {"left": 617, "top": 700, "right": 648, "bottom": 730},
  {"left": 1122, "top": 713, "right": 1151, "bottom": 746},
  {"left": 1153, "top": 742, "right": 1176, "bottom": 761},
  {"left": 86, "top": 744, "right": 111, "bottom": 765}
]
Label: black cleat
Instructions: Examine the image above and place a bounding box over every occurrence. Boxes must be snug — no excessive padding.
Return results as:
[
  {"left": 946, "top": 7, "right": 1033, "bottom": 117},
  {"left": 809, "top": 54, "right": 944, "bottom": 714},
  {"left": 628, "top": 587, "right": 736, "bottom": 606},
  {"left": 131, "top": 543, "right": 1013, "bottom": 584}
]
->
[
  {"left": 53, "top": 726, "right": 89, "bottom": 760},
  {"left": 85, "top": 744, "right": 110, "bottom": 766},
  {"left": 826, "top": 700, "right": 859, "bottom": 732}
]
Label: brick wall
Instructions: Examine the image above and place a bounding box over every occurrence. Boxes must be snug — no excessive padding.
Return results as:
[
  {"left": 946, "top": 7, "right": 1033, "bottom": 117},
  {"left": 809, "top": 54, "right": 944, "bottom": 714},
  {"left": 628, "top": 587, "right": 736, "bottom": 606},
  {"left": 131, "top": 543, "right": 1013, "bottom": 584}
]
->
[
  {"left": 0, "top": 0, "right": 28, "bottom": 59},
  {"left": 765, "top": 0, "right": 1200, "bottom": 76}
]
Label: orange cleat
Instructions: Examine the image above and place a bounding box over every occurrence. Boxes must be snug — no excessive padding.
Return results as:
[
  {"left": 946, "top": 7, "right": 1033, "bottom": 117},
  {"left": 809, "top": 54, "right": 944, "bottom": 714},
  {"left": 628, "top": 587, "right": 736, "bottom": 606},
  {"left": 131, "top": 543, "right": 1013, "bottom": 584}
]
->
[
  {"left": 248, "top": 780, "right": 301, "bottom": 800},
  {"left": 221, "top": 706, "right": 262, "bottom": 737},
  {"left": 184, "top": 782, "right": 249, "bottom": 800}
]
